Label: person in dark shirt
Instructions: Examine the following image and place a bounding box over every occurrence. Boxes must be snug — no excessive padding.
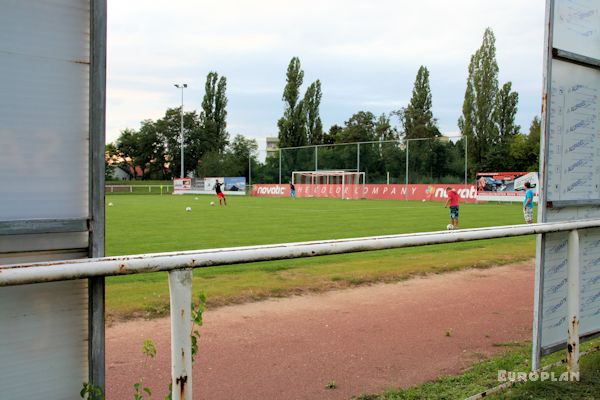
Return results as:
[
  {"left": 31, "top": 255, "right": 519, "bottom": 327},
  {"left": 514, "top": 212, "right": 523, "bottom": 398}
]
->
[
  {"left": 289, "top": 181, "right": 296, "bottom": 199},
  {"left": 215, "top": 180, "right": 227, "bottom": 206}
]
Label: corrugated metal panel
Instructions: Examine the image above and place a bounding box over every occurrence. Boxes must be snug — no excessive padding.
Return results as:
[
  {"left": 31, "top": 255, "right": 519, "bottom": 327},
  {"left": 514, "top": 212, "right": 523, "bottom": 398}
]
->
[
  {"left": 0, "top": 280, "right": 89, "bottom": 399},
  {"left": 0, "top": 0, "right": 90, "bottom": 220},
  {"left": 0, "top": 249, "right": 89, "bottom": 267},
  {"left": 0, "top": 232, "right": 88, "bottom": 254},
  {"left": 0, "top": 0, "right": 95, "bottom": 397},
  {"left": 534, "top": 0, "right": 600, "bottom": 367}
]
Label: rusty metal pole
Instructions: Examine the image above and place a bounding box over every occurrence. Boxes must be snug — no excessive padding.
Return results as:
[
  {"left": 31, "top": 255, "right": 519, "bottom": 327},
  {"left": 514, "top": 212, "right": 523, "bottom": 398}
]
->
[
  {"left": 169, "top": 269, "right": 193, "bottom": 400},
  {"left": 566, "top": 229, "right": 580, "bottom": 374}
]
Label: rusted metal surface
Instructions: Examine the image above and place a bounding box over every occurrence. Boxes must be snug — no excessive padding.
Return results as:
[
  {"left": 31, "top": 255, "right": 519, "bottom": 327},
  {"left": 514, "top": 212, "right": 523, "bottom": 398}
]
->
[
  {"left": 567, "top": 230, "right": 580, "bottom": 373},
  {"left": 0, "top": 218, "right": 88, "bottom": 235},
  {"left": 169, "top": 269, "right": 192, "bottom": 400},
  {"left": 2, "top": 219, "right": 600, "bottom": 287}
]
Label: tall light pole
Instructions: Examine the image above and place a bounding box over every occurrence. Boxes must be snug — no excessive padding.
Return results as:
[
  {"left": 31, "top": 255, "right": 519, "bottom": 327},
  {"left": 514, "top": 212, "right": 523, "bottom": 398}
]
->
[{"left": 174, "top": 83, "right": 187, "bottom": 178}]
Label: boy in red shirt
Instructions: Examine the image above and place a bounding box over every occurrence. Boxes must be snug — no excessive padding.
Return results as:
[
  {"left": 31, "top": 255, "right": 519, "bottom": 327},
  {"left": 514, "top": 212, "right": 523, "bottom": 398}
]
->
[{"left": 444, "top": 187, "right": 460, "bottom": 229}]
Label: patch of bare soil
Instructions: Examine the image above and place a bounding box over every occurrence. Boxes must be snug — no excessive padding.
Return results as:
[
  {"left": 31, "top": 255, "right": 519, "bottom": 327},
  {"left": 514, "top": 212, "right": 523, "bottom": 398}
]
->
[{"left": 106, "top": 261, "right": 534, "bottom": 399}]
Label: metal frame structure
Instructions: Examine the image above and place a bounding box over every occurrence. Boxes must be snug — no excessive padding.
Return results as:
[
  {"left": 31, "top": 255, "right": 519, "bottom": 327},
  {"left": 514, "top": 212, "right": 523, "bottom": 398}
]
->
[
  {"left": 174, "top": 83, "right": 188, "bottom": 179},
  {"left": 277, "top": 136, "right": 468, "bottom": 190},
  {"left": 291, "top": 170, "right": 366, "bottom": 199},
  {"left": 533, "top": 0, "right": 600, "bottom": 371},
  {"left": 0, "top": 1, "right": 107, "bottom": 396},
  {"left": 2, "top": 220, "right": 600, "bottom": 399},
  {"left": 89, "top": 0, "right": 107, "bottom": 389}
]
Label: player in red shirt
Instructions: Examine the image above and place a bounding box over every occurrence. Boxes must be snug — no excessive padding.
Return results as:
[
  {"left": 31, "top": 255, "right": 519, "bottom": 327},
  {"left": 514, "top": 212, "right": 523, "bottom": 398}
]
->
[{"left": 444, "top": 187, "right": 460, "bottom": 229}]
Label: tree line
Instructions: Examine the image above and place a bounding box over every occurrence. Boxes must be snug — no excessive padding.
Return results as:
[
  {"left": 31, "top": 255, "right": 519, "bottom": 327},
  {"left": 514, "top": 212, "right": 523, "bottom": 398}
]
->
[{"left": 108, "top": 28, "right": 540, "bottom": 184}]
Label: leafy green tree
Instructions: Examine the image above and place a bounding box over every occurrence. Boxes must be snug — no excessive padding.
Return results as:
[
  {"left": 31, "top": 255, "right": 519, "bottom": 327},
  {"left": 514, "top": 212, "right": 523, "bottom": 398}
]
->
[
  {"left": 494, "top": 82, "right": 520, "bottom": 143},
  {"left": 197, "top": 135, "right": 258, "bottom": 179},
  {"left": 200, "top": 72, "right": 229, "bottom": 153},
  {"left": 339, "top": 111, "right": 377, "bottom": 143},
  {"left": 397, "top": 66, "right": 443, "bottom": 181},
  {"left": 115, "top": 129, "right": 142, "bottom": 178},
  {"left": 214, "top": 75, "right": 229, "bottom": 152},
  {"left": 104, "top": 143, "right": 117, "bottom": 181},
  {"left": 375, "top": 113, "right": 397, "bottom": 142},
  {"left": 458, "top": 28, "right": 499, "bottom": 173},
  {"left": 136, "top": 120, "right": 168, "bottom": 179},
  {"left": 303, "top": 80, "right": 323, "bottom": 145},
  {"left": 510, "top": 116, "right": 540, "bottom": 171},
  {"left": 400, "top": 66, "right": 440, "bottom": 140},
  {"left": 155, "top": 107, "right": 205, "bottom": 178},
  {"left": 253, "top": 154, "right": 280, "bottom": 184},
  {"left": 227, "top": 135, "right": 258, "bottom": 178},
  {"left": 479, "top": 81, "right": 521, "bottom": 171},
  {"left": 323, "top": 124, "right": 342, "bottom": 144},
  {"left": 277, "top": 57, "right": 307, "bottom": 148}
]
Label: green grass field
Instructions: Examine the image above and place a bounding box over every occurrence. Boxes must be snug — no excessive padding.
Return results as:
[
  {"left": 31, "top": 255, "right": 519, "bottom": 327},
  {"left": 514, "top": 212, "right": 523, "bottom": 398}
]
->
[{"left": 105, "top": 195, "right": 536, "bottom": 319}]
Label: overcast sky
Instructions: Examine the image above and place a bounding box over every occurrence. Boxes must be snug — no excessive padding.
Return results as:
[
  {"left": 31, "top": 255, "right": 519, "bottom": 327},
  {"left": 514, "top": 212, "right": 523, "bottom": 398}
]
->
[{"left": 107, "top": 0, "right": 546, "bottom": 156}]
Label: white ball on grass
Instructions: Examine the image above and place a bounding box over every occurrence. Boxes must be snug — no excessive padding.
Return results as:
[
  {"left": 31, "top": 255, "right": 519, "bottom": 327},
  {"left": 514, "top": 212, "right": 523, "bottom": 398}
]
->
[
  {"left": 186, "top": 207, "right": 192, "bottom": 212},
  {"left": 210, "top": 201, "right": 215, "bottom": 206},
  {"left": 194, "top": 197, "right": 199, "bottom": 200},
  {"left": 446, "top": 224, "right": 454, "bottom": 230},
  {"left": 108, "top": 202, "right": 113, "bottom": 207}
]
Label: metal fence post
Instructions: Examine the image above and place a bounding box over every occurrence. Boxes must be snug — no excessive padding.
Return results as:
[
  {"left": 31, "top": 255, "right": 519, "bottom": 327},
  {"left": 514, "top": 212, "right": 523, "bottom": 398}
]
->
[
  {"left": 356, "top": 143, "right": 360, "bottom": 173},
  {"left": 567, "top": 229, "right": 580, "bottom": 375},
  {"left": 405, "top": 140, "right": 409, "bottom": 200},
  {"left": 168, "top": 269, "right": 193, "bottom": 400}
]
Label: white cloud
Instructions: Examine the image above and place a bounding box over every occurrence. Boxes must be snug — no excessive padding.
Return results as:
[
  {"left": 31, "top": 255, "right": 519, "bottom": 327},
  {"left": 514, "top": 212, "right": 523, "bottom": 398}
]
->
[{"left": 106, "top": 0, "right": 546, "bottom": 144}]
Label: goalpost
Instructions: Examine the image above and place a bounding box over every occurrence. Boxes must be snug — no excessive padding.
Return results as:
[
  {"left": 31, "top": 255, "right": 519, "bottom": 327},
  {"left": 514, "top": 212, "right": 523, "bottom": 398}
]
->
[{"left": 291, "top": 170, "right": 366, "bottom": 199}]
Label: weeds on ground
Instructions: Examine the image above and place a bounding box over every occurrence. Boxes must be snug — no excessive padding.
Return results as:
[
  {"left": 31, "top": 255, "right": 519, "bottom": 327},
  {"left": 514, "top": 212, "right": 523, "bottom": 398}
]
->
[{"left": 81, "top": 293, "right": 206, "bottom": 400}]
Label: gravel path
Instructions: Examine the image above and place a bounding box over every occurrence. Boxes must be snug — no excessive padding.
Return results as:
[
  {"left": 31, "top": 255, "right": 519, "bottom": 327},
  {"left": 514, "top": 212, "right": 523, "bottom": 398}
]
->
[{"left": 106, "top": 262, "right": 534, "bottom": 399}]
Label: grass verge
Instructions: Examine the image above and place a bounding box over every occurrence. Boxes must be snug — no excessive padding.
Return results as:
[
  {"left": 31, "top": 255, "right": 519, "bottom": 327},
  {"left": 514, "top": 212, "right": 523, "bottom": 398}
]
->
[
  {"left": 105, "top": 195, "right": 536, "bottom": 320},
  {"left": 353, "top": 340, "right": 600, "bottom": 400}
]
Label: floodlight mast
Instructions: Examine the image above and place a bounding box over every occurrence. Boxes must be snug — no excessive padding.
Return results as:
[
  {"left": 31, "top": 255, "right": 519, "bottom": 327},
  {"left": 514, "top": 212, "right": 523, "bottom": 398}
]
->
[{"left": 174, "top": 83, "right": 187, "bottom": 178}]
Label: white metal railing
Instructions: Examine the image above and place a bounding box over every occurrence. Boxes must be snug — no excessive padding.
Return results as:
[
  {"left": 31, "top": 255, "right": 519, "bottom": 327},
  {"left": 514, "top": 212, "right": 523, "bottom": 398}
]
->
[
  {"left": 2, "top": 219, "right": 600, "bottom": 399},
  {"left": 105, "top": 184, "right": 173, "bottom": 194}
]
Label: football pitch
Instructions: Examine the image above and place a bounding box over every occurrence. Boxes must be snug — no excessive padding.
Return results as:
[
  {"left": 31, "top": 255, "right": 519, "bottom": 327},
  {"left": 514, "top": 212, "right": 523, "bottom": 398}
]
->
[{"left": 105, "top": 195, "right": 536, "bottom": 318}]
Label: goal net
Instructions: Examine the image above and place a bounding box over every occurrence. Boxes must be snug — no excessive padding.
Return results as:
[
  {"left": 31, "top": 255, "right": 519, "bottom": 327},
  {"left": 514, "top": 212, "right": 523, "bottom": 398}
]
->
[{"left": 291, "top": 170, "right": 366, "bottom": 199}]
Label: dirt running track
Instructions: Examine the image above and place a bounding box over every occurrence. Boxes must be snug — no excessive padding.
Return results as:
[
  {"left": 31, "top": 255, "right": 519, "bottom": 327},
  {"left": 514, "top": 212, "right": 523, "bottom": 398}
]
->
[{"left": 106, "top": 262, "right": 534, "bottom": 399}]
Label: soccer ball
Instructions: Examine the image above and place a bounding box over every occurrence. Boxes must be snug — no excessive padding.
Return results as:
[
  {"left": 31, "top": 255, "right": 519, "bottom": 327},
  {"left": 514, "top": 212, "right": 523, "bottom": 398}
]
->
[
  {"left": 108, "top": 202, "right": 113, "bottom": 207},
  {"left": 185, "top": 207, "right": 192, "bottom": 212},
  {"left": 422, "top": 199, "right": 426, "bottom": 202},
  {"left": 194, "top": 197, "right": 199, "bottom": 200},
  {"left": 446, "top": 224, "right": 454, "bottom": 230},
  {"left": 210, "top": 201, "right": 215, "bottom": 206}
]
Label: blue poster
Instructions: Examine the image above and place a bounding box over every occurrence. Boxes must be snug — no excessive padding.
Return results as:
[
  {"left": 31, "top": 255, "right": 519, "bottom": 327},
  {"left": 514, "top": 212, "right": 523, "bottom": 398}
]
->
[{"left": 224, "top": 177, "right": 246, "bottom": 192}]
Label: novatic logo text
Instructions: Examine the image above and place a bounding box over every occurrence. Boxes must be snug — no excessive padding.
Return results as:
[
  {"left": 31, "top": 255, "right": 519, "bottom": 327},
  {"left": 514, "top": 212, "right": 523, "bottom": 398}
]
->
[{"left": 255, "top": 186, "right": 286, "bottom": 195}]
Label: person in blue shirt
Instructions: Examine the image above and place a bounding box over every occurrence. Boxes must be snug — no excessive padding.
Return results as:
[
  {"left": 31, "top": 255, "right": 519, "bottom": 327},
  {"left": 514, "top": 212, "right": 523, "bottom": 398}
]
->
[{"left": 523, "top": 182, "right": 534, "bottom": 224}]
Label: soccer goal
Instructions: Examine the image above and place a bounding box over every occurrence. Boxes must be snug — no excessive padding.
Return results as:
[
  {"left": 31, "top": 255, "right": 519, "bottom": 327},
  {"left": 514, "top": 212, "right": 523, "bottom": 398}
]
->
[{"left": 291, "top": 170, "right": 366, "bottom": 199}]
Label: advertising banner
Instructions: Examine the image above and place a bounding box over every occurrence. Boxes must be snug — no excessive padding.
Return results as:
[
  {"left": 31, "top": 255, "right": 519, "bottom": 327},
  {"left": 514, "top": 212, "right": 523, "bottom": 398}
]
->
[
  {"left": 476, "top": 172, "right": 539, "bottom": 202},
  {"left": 224, "top": 177, "right": 246, "bottom": 192},
  {"left": 253, "top": 184, "right": 478, "bottom": 202},
  {"left": 174, "top": 177, "right": 246, "bottom": 195},
  {"left": 203, "top": 177, "right": 224, "bottom": 192},
  {"left": 173, "top": 178, "right": 192, "bottom": 192}
]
